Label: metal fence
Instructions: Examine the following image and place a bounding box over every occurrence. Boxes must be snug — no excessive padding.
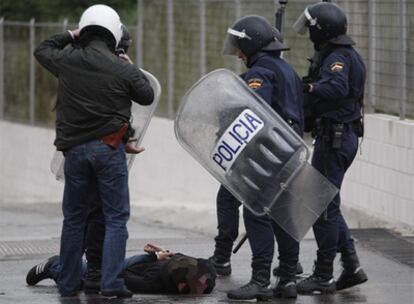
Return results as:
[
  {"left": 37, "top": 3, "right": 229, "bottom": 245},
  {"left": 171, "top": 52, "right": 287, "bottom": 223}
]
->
[{"left": 0, "top": 0, "right": 412, "bottom": 126}]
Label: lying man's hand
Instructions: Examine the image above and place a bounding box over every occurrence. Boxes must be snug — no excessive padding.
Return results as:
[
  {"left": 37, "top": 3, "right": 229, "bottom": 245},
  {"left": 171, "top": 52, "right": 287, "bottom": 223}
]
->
[
  {"left": 144, "top": 243, "right": 164, "bottom": 253},
  {"left": 156, "top": 250, "right": 174, "bottom": 261}
]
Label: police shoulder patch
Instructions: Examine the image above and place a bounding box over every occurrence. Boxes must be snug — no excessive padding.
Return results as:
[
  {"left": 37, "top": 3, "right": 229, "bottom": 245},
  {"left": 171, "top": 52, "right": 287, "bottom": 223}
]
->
[
  {"left": 247, "top": 78, "right": 263, "bottom": 90},
  {"left": 330, "top": 62, "right": 344, "bottom": 73}
]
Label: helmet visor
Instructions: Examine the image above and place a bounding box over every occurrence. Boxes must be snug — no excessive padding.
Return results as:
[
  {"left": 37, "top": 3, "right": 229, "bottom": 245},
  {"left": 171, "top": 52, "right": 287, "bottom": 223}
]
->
[
  {"left": 222, "top": 28, "right": 251, "bottom": 55},
  {"left": 293, "top": 8, "right": 314, "bottom": 35}
]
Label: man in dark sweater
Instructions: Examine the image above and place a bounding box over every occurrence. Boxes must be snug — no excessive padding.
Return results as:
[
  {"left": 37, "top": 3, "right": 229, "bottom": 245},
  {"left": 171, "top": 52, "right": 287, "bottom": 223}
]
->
[{"left": 34, "top": 4, "right": 154, "bottom": 298}]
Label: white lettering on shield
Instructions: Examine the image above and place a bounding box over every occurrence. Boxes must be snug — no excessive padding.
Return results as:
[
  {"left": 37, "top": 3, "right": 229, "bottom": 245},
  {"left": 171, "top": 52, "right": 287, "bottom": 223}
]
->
[{"left": 211, "top": 109, "right": 264, "bottom": 172}]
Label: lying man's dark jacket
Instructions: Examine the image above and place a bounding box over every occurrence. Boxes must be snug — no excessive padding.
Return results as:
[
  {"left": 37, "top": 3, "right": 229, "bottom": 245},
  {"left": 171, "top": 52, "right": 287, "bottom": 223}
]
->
[{"left": 123, "top": 253, "right": 216, "bottom": 294}]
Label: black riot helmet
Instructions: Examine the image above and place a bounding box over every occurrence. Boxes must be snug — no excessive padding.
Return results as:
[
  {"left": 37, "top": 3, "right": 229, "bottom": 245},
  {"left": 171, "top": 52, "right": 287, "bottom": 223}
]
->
[
  {"left": 116, "top": 24, "right": 132, "bottom": 54},
  {"left": 293, "top": 2, "right": 354, "bottom": 47},
  {"left": 223, "top": 15, "right": 288, "bottom": 58}
]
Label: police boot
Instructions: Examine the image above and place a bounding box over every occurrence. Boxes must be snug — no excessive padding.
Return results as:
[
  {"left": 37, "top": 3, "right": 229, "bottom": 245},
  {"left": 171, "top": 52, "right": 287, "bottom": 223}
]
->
[
  {"left": 227, "top": 265, "right": 273, "bottom": 301},
  {"left": 297, "top": 260, "right": 336, "bottom": 294},
  {"left": 273, "top": 262, "right": 303, "bottom": 277},
  {"left": 273, "top": 263, "right": 297, "bottom": 298},
  {"left": 209, "top": 255, "right": 231, "bottom": 276},
  {"left": 336, "top": 254, "right": 368, "bottom": 291}
]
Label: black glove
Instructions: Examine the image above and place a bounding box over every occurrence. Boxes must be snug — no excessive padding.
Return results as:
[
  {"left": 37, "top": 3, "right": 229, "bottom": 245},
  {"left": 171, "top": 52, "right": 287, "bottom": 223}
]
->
[{"left": 303, "top": 83, "right": 312, "bottom": 93}]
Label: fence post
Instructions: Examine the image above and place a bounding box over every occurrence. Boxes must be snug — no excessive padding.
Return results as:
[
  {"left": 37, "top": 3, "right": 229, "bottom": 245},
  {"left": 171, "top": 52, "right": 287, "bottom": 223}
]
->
[
  {"left": 167, "top": 0, "right": 175, "bottom": 118},
  {"left": 399, "top": 0, "right": 407, "bottom": 120},
  {"left": 234, "top": 0, "right": 242, "bottom": 74},
  {"left": 62, "top": 18, "right": 68, "bottom": 31},
  {"left": 0, "top": 18, "right": 4, "bottom": 120},
  {"left": 136, "top": 0, "right": 143, "bottom": 67},
  {"left": 29, "top": 18, "right": 35, "bottom": 125},
  {"left": 199, "top": 0, "right": 206, "bottom": 77},
  {"left": 367, "top": 0, "right": 375, "bottom": 113}
]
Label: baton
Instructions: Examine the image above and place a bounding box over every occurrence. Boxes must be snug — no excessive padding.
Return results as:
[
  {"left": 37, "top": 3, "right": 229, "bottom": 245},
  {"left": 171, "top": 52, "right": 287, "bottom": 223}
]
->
[
  {"left": 275, "top": 0, "right": 288, "bottom": 38},
  {"left": 232, "top": 233, "right": 248, "bottom": 254}
]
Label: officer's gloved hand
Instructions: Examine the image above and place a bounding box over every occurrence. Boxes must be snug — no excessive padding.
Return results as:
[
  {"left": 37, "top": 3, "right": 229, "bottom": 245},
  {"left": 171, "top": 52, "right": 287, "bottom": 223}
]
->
[{"left": 303, "top": 83, "right": 313, "bottom": 93}]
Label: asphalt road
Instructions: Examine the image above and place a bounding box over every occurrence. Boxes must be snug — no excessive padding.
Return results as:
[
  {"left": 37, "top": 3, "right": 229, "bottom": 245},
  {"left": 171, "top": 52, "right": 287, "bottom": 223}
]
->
[{"left": 0, "top": 202, "right": 413, "bottom": 304}]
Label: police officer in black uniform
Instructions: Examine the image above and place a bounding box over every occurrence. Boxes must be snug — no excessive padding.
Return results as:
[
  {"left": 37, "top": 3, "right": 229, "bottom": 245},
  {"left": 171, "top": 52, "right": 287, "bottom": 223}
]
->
[
  {"left": 210, "top": 15, "right": 304, "bottom": 300},
  {"left": 292, "top": 2, "right": 368, "bottom": 293}
]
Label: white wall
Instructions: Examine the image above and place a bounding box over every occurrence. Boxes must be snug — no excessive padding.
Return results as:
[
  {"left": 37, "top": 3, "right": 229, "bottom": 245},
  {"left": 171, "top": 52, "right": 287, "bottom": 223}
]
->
[
  {"left": 342, "top": 114, "right": 414, "bottom": 231},
  {"left": 0, "top": 121, "right": 63, "bottom": 204},
  {"left": 0, "top": 118, "right": 218, "bottom": 208},
  {"left": 1, "top": 114, "right": 413, "bottom": 232}
]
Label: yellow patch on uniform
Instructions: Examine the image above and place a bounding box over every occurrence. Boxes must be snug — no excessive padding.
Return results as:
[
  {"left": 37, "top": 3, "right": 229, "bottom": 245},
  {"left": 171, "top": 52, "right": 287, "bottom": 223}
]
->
[
  {"left": 330, "top": 62, "right": 344, "bottom": 72},
  {"left": 247, "top": 78, "right": 263, "bottom": 90}
]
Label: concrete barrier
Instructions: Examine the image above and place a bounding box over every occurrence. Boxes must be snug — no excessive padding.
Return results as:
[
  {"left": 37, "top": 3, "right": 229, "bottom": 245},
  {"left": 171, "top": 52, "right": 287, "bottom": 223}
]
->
[
  {"left": 1, "top": 113, "right": 413, "bottom": 234},
  {"left": 342, "top": 114, "right": 414, "bottom": 233}
]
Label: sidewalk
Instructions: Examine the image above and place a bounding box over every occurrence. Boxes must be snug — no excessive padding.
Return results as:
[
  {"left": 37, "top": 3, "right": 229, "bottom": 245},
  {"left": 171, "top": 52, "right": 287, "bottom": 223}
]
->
[{"left": 0, "top": 202, "right": 413, "bottom": 304}]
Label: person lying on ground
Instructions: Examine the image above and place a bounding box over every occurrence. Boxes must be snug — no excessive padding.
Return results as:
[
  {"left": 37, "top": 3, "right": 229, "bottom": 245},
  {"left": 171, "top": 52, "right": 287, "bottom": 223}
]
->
[{"left": 26, "top": 243, "right": 216, "bottom": 295}]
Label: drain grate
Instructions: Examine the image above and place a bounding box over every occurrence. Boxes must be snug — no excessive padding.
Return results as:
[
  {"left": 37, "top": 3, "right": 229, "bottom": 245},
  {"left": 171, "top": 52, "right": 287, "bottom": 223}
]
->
[
  {"left": 0, "top": 239, "right": 60, "bottom": 260},
  {"left": 350, "top": 228, "right": 414, "bottom": 268},
  {"left": 0, "top": 237, "right": 207, "bottom": 261}
]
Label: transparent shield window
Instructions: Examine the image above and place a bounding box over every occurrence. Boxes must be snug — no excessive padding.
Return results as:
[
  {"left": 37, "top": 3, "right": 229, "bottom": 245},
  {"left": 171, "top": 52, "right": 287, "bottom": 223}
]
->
[
  {"left": 292, "top": 12, "right": 308, "bottom": 35},
  {"left": 222, "top": 31, "right": 238, "bottom": 55}
]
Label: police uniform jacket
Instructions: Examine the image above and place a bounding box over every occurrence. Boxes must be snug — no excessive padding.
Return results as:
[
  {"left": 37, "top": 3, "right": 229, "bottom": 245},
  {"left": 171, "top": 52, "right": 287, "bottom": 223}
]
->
[
  {"left": 310, "top": 46, "right": 365, "bottom": 123},
  {"left": 34, "top": 31, "right": 154, "bottom": 151},
  {"left": 241, "top": 51, "right": 304, "bottom": 136}
]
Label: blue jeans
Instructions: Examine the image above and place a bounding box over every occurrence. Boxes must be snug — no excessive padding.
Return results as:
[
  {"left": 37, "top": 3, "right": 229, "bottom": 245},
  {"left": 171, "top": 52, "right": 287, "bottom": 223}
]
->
[
  {"left": 83, "top": 178, "right": 105, "bottom": 273},
  {"left": 57, "top": 140, "right": 129, "bottom": 295},
  {"left": 311, "top": 129, "right": 358, "bottom": 263}
]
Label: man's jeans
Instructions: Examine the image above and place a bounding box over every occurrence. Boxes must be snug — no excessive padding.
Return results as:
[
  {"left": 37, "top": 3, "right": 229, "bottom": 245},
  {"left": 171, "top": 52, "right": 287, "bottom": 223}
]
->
[{"left": 57, "top": 140, "right": 130, "bottom": 295}]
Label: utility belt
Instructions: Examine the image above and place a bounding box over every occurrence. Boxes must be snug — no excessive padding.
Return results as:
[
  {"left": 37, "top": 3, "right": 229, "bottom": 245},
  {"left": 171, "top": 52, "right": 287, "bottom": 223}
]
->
[
  {"left": 286, "top": 119, "right": 301, "bottom": 136},
  {"left": 312, "top": 118, "right": 363, "bottom": 149}
]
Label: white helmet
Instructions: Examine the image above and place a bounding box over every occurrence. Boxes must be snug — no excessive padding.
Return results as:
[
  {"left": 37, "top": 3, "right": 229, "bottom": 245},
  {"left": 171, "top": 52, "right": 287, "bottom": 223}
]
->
[{"left": 79, "top": 4, "right": 122, "bottom": 46}]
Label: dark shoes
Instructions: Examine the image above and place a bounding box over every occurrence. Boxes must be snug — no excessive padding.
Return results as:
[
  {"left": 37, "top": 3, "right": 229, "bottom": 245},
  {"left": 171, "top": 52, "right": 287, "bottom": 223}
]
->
[
  {"left": 273, "top": 262, "right": 303, "bottom": 277},
  {"left": 227, "top": 280, "right": 273, "bottom": 301},
  {"left": 83, "top": 280, "right": 100, "bottom": 294},
  {"left": 209, "top": 256, "right": 231, "bottom": 276},
  {"left": 297, "top": 274, "right": 336, "bottom": 294},
  {"left": 83, "top": 267, "right": 101, "bottom": 294},
  {"left": 101, "top": 288, "right": 133, "bottom": 299},
  {"left": 336, "top": 267, "right": 368, "bottom": 290},
  {"left": 26, "top": 255, "right": 59, "bottom": 285},
  {"left": 273, "top": 279, "right": 297, "bottom": 298},
  {"left": 336, "top": 254, "right": 368, "bottom": 290}
]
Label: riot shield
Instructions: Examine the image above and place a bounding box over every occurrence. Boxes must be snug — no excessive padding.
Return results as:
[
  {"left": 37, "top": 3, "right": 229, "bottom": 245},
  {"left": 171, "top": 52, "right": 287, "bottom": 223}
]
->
[
  {"left": 126, "top": 69, "right": 161, "bottom": 169},
  {"left": 50, "top": 148, "right": 65, "bottom": 182},
  {"left": 174, "top": 69, "right": 337, "bottom": 241},
  {"left": 51, "top": 68, "right": 161, "bottom": 180}
]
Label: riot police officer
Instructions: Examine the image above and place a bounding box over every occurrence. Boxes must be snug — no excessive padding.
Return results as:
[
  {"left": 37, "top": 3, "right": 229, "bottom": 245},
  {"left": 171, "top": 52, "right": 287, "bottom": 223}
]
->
[
  {"left": 210, "top": 15, "right": 304, "bottom": 300},
  {"left": 293, "top": 2, "right": 368, "bottom": 293}
]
